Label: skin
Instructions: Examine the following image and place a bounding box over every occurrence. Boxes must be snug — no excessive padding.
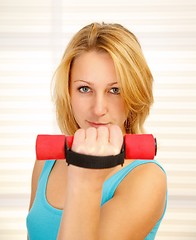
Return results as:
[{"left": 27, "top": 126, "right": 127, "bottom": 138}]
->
[
  {"left": 29, "top": 51, "right": 167, "bottom": 240},
  {"left": 69, "top": 51, "right": 127, "bottom": 134}
]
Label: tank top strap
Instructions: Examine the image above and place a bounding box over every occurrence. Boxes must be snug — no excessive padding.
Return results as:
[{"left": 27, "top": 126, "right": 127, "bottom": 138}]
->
[{"left": 39, "top": 160, "right": 56, "bottom": 183}]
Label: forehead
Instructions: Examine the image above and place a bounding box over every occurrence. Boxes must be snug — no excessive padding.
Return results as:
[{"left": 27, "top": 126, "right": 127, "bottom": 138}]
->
[{"left": 70, "top": 51, "right": 118, "bottom": 85}]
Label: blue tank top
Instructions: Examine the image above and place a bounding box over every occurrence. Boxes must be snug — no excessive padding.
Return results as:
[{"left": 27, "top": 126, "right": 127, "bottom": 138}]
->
[{"left": 26, "top": 160, "right": 167, "bottom": 240}]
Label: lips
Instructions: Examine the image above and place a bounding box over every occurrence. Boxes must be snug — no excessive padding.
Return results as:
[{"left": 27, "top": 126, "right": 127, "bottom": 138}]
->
[{"left": 87, "top": 121, "right": 110, "bottom": 128}]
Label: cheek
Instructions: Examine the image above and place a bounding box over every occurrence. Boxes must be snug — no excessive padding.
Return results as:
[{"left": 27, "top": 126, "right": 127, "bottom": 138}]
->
[
  {"left": 71, "top": 98, "right": 80, "bottom": 116},
  {"left": 110, "top": 99, "right": 127, "bottom": 122},
  {"left": 114, "top": 99, "right": 127, "bottom": 115},
  {"left": 71, "top": 96, "right": 88, "bottom": 120},
  {"left": 119, "top": 103, "right": 127, "bottom": 123}
]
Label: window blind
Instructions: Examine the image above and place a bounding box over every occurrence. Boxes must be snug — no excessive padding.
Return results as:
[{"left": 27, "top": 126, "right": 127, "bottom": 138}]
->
[{"left": 0, "top": 0, "right": 195, "bottom": 239}]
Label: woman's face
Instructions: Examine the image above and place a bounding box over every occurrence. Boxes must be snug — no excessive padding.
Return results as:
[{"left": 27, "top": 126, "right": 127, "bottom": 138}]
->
[{"left": 70, "top": 51, "right": 127, "bottom": 134}]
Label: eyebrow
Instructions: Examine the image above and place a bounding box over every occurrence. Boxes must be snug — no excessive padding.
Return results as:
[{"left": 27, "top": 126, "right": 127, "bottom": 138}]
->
[{"left": 74, "top": 80, "right": 118, "bottom": 86}]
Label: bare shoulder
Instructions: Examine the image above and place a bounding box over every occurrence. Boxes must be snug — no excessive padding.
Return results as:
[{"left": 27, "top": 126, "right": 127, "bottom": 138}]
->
[
  {"left": 131, "top": 161, "right": 166, "bottom": 182},
  {"left": 31, "top": 160, "right": 46, "bottom": 189},
  {"left": 117, "top": 162, "right": 167, "bottom": 199},
  {"left": 28, "top": 160, "right": 46, "bottom": 210}
]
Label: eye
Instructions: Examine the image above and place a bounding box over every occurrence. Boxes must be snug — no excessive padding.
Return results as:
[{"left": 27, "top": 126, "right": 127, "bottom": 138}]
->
[
  {"left": 78, "top": 86, "right": 91, "bottom": 93},
  {"left": 109, "top": 87, "right": 120, "bottom": 95}
]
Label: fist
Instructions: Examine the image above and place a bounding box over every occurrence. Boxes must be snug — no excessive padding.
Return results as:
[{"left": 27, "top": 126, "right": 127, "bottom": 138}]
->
[{"left": 71, "top": 125, "right": 123, "bottom": 157}]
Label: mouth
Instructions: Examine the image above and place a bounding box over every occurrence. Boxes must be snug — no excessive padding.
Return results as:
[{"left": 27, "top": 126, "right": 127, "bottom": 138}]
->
[{"left": 87, "top": 121, "right": 110, "bottom": 128}]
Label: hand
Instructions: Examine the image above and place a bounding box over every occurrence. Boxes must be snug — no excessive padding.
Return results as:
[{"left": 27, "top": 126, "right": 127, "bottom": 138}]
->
[
  {"left": 67, "top": 125, "right": 124, "bottom": 186},
  {"left": 71, "top": 124, "right": 123, "bottom": 157}
]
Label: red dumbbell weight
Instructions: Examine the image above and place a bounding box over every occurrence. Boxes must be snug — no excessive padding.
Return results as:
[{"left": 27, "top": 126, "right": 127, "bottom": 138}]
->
[{"left": 36, "top": 134, "right": 157, "bottom": 160}]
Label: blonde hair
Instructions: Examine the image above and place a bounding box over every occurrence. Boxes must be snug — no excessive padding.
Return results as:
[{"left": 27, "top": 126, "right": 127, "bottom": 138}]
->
[{"left": 53, "top": 22, "right": 154, "bottom": 135}]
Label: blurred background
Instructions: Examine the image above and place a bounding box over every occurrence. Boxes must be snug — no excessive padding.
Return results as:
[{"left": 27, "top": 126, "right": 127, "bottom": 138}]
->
[{"left": 0, "top": 0, "right": 196, "bottom": 239}]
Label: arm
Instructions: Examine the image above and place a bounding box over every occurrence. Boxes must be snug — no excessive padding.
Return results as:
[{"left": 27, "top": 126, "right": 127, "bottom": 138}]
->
[
  {"left": 57, "top": 126, "right": 167, "bottom": 240},
  {"left": 99, "top": 163, "right": 167, "bottom": 239},
  {"left": 58, "top": 166, "right": 104, "bottom": 240}
]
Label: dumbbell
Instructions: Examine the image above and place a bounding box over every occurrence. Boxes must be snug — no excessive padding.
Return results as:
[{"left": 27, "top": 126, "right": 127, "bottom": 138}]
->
[{"left": 36, "top": 134, "right": 157, "bottom": 161}]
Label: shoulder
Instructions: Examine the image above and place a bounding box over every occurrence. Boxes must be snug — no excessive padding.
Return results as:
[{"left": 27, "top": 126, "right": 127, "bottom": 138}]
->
[
  {"left": 28, "top": 160, "right": 46, "bottom": 210},
  {"left": 130, "top": 161, "right": 166, "bottom": 182},
  {"left": 116, "top": 161, "right": 167, "bottom": 217},
  {"left": 117, "top": 161, "right": 167, "bottom": 197},
  {"left": 31, "top": 160, "right": 46, "bottom": 185}
]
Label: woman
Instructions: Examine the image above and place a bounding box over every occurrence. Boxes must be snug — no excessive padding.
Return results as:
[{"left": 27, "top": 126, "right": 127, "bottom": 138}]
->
[{"left": 26, "top": 22, "right": 167, "bottom": 240}]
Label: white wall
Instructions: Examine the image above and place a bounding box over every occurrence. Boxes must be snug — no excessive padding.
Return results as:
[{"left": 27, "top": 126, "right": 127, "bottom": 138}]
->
[{"left": 0, "top": 0, "right": 196, "bottom": 239}]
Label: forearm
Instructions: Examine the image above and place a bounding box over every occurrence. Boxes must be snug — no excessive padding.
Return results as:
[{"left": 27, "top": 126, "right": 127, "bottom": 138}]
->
[
  {"left": 57, "top": 126, "right": 122, "bottom": 239},
  {"left": 57, "top": 167, "right": 103, "bottom": 240}
]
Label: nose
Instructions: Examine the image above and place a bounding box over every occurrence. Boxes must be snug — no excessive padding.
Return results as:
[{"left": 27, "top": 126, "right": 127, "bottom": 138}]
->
[{"left": 93, "top": 93, "right": 107, "bottom": 116}]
